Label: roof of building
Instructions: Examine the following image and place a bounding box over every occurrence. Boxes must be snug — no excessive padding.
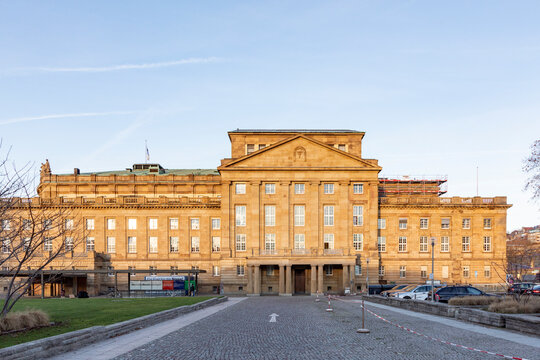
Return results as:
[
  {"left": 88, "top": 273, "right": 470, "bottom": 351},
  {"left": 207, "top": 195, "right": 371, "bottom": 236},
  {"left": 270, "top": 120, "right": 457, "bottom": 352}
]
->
[
  {"left": 60, "top": 169, "right": 219, "bottom": 176},
  {"left": 229, "top": 129, "right": 363, "bottom": 133}
]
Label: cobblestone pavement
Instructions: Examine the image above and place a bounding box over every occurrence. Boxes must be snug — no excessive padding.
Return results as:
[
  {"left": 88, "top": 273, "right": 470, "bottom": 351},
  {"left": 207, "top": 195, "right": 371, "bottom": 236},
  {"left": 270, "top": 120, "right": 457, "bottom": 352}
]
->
[{"left": 115, "top": 296, "right": 540, "bottom": 360}]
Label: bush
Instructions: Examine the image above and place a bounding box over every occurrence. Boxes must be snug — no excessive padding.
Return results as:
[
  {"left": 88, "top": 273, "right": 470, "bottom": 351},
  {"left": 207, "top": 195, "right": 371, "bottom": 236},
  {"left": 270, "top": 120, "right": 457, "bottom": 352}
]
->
[
  {"left": 448, "top": 296, "right": 499, "bottom": 306},
  {"left": 0, "top": 310, "right": 50, "bottom": 333},
  {"left": 488, "top": 296, "right": 540, "bottom": 314}
]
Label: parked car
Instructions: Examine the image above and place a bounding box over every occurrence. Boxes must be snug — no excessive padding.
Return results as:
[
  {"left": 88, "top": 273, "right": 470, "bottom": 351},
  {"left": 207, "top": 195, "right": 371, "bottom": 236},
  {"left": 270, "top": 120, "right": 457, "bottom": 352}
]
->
[
  {"left": 508, "top": 283, "right": 535, "bottom": 294},
  {"left": 434, "top": 286, "right": 494, "bottom": 303},
  {"left": 394, "top": 285, "right": 432, "bottom": 300},
  {"left": 525, "top": 284, "right": 540, "bottom": 296},
  {"left": 381, "top": 284, "right": 410, "bottom": 297}
]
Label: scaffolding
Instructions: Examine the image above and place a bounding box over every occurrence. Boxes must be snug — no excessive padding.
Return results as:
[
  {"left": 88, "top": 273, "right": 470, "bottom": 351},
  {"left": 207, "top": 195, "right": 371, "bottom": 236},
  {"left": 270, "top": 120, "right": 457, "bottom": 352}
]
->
[{"left": 378, "top": 175, "right": 448, "bottom": 197}]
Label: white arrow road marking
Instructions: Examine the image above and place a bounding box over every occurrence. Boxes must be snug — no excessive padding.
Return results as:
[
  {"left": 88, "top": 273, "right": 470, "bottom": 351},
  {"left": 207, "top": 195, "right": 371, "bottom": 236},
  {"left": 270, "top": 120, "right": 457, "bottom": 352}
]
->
[{"left": 269, "top": 313, "right": 279, "bottom": 323}]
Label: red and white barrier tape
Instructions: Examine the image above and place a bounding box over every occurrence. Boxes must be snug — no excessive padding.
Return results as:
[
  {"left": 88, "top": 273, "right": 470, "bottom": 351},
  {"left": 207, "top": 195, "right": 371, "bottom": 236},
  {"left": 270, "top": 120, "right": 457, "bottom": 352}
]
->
[{"left": 332, "top": 297, "right": 529, "bottom": 360}]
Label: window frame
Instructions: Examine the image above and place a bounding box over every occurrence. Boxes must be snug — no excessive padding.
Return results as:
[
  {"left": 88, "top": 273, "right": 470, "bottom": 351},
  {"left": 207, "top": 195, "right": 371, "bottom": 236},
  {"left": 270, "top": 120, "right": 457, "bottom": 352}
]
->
[
  {"left": 353, "top": 205, "right": 363, "bottom": 226},
  {"left": 169, "top": 236, "right": 179, "bottom": 253},
  {"left": 462, "top": 236, "right": 471, "bottom": 252},
  {"left": 127, "top": 236, "right": 137, "bottom": 253},
  {"left": 212, "top": 236, "right": 221, "bottom": 252},
  {"left": 398, "top": 236, "right": 407, "bottom": 252},
  {"left": 106, "top": 236, "right": 115, "bottom": 253},
  {"left": 235, "top": 183, "right": 246, "bottom": 194},
  {"left": 323, "top": 205, "right": 334, "bottom": 226},
  {"left": 265, "top": 205, "right": 276, "bottom": 227},
  {"left": 294, "top": 205, "right": 305, "bottom": 226},
  {"left": 191, "top": 236, "right": 200, "bottom": 253},
  {"left": 236, "top": 234, "right": 246, "bottom": 252},
  {"left": 265, "top": 183, "right": 276, "bottom": 194},
  {"left": 294, "top": 183, "right": 305, "bottom": 194},
  {"left": 398, "top": 218, "right": 408, "bottom": 230},
  {"left": 149, "top": 236, "right": 158, "bottom": 253},
  {"left": 377, "top": 236, "right": 386, "bottom": 252},
  {"left": 420, "top": 218, "right": 429, "bottom": 229},
  {"left": 169, "top": 218, "right": 179, "bottom": 230},
  {"left": 440, "top": 236, "right": 450, "bottom": 252},
  {"left": 235, "top": 205, "right": 247, "bottom": 227},
  {"left": 353, "top": 183, "right": 363, "bottom": 194},
  {"left": 353, "top": 233, "right": 363, "bottom": 251},
  {"left": 419, "top": 236, "right": 428, "bottom": 252},
  {"left": 323, "top": 183, "right": 334, "bottom": 194}
]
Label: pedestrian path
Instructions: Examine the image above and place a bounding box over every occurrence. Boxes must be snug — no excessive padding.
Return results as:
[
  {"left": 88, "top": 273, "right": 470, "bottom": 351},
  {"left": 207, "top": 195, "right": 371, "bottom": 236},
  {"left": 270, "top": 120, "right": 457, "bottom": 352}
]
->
[{"left": 48, "top": 297, "right": 247, "bottom": 360}]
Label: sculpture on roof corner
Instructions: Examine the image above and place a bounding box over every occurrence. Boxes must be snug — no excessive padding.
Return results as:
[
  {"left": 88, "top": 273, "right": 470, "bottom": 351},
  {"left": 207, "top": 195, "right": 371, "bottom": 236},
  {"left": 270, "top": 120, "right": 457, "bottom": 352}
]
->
[{"left": 40, "top": 159, "right": 51, "bottom": 176}]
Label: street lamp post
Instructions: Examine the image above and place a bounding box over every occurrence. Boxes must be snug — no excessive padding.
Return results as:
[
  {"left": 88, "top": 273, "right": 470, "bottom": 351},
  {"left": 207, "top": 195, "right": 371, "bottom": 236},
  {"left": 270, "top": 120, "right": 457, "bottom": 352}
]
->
[
  {"left": 431, "top": 237, "right": 436, "bottom": 302},
  {"left": 366, "top": 258, "right": 370, "bottom": 294}
]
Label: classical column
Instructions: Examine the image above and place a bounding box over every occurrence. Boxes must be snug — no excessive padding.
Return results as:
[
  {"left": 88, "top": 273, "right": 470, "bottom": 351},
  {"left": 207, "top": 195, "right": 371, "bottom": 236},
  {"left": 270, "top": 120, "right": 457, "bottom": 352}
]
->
[
  {"left": 285, "top": 265, "right": 292, "bottom": 295},
  {"left": 279, "top": 265, "right": 285, "bottom": 295},
  {"left": 254, "top": 265, "right": 261, "bottom": 296},
  {"left": 247, "top": 265, "right": 254, "bottom": 295},
  {"left": 342, "top": 265, "right": 349, "bottom": 294},
  {"left": 317, "top": 264, "right": 324, "bottom": 294},
  {"left": 310, "top": 265, "right": 317, "bottom": 295},
  {"left": 348, "top": 265, "right": 354, "bottom": 292}
]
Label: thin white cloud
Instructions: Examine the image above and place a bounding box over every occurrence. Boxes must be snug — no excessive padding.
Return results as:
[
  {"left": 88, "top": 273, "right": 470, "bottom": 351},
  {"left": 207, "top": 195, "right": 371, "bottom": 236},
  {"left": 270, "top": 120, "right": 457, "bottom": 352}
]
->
[
  {"left": 28, "top": 57, "right": 222, "bottom": 73},
  {"left": 0, "top": 111, "right": 136, "bottom": 126}
]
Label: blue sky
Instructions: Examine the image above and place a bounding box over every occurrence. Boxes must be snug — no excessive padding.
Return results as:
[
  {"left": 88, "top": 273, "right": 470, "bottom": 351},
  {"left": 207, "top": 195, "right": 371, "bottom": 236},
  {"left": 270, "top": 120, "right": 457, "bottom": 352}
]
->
[{"left": 0, "top": 1, "right": 539, "bottom": 231}]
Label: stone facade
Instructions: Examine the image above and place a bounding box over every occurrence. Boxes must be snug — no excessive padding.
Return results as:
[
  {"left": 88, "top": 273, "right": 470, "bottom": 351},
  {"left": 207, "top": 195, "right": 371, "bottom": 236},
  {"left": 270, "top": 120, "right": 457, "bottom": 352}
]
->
[{"left": 1, "top": 130, "right": 510, "bottom": 296}]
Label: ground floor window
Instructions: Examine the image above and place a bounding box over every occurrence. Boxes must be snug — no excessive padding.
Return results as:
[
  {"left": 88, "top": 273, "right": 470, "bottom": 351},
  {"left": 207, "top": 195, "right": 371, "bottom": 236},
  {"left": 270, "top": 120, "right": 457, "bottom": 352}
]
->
[
  {"left": 266, "top": 265, "right": 274, "bottom": 276},
  {"left": 399, "top": 266, "right": 406, "bottom": 278},
  {"left": 236, "top": 234, "right": 246, "bottom": 251},
  {"left": 463, "top": 266, "right": 470, "bottom": 278},
  {"left": 237, "top": 265, "right": 245, "bottom": 276},
  {"left": 378, "top": 265, "right": 385, "bottom": 276},
  {"left": 484, "top": 266, "right": 491, "bottom": 278},
  {"left": 213, "top": 266, "right": 220, "bottom": 276},
  {"left": 355, "top": 264, "right": 362, "bottom": 276},
  {"left": 212, "top": 236, "right": 221, "bottom": 252},
  {"left": 324, "top": 265, "right": 333, "bottom": 276},
  {"left": 420, "top": 266, "right": 427, "bottom": 279},
  {"left": 442, "top": 266, "right": 448, "bottom": 279}
]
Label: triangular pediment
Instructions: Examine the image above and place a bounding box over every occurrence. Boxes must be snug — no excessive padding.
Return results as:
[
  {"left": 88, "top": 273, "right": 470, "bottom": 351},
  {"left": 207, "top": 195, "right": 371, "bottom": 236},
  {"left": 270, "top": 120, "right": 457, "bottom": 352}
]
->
[{"left": 219, "top": 135, "right": 381, "bottom": 170}]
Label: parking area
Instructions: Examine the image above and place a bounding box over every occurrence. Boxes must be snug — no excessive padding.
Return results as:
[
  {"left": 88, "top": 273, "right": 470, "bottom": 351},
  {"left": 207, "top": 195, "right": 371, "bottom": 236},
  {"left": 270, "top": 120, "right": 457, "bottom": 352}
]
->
[{"left": 114, "top": 296, "right": 539, "bottom": 360}]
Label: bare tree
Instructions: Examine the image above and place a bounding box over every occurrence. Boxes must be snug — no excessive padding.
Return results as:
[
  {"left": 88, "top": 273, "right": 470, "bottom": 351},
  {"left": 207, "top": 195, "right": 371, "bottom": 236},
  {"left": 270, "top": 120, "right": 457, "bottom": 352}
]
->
[
  {"left": 523, "top": 139, "right": 540, "bottom": 203},
  {"left": 0, "top": 145, "right": 83, "bottom": 318}
]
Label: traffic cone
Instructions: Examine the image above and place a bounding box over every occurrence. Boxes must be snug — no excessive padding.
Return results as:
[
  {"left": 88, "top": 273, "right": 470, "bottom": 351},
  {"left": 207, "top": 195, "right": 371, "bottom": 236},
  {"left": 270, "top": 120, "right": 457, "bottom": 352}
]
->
[{"left": 326, "top": 295, "right": 334, "bottom": 312}]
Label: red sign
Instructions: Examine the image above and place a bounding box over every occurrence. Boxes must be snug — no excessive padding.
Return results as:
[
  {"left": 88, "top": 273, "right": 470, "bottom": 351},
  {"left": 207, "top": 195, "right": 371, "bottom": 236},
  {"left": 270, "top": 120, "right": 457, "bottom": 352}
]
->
[{"left": 162, "top": 280, "right": 173, "bottom": 290}]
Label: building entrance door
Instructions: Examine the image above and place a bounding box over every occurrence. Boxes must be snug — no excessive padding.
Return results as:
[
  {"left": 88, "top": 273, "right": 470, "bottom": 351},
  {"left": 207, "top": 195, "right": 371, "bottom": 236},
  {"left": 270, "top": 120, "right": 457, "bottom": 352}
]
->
[{"left": 294, "top": 269, "right": 305, "bottom": 294}]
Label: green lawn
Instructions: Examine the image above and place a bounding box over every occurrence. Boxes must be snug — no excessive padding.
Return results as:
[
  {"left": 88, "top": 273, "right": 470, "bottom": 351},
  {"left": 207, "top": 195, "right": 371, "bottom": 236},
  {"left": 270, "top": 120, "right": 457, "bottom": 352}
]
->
[{"left": 0, "top": 296, "right": 214, "bottom": 348}]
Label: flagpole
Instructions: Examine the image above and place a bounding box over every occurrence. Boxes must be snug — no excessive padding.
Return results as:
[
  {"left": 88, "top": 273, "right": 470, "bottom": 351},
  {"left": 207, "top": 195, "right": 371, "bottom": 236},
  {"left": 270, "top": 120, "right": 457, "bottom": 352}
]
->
[{"left": 145, "top": 140, "right": 148, "bottom": 164}]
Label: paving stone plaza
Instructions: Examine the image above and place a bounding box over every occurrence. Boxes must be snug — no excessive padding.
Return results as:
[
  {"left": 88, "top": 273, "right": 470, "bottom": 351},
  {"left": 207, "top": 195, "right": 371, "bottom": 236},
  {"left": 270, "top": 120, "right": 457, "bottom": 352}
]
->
[{"left": 111, "top": 297, "right": 539, "bottom": 360}]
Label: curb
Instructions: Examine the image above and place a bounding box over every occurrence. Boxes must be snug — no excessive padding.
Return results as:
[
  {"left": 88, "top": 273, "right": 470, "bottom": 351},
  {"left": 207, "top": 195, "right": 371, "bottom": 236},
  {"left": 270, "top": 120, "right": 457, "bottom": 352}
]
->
[{"left": 0, "top": 296, "right": 228, "bottom": 360}]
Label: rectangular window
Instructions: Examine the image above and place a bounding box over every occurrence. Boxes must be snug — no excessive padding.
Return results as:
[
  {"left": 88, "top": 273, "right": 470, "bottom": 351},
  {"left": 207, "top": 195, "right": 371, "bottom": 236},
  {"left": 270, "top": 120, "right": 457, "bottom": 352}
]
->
[
  {"left": 191, "top": 236, "right": 200, "bottom": 253},
  {"left": 420, "top": 218, "right": 429, "bottom": 229},
  {"left": 399, "top": 218, "right": 407, "bottom": 230},
  {"left": 235, "top": 183, "right": 246, "bottom": 194},
  {"left": 377, "top": 236, "right": 386, "bottom": 252},
  {"left": 170, "top": 218, "right": 178, "bottom": 230},
  {"left": 212, "top": 218, "right": 221, "bottom": 230},
  {"left": 23, "top": 219, "right": 32, "bottom": 231},
  {"left": 265, "top": 234, "right": 276, "bottom": 251},
  {"left": 86, "top": 219, "right": 94, "bottom": 230},
  {"left": 398, "top": 236, "right": 407, "bottom": 252},
  {"left": 1, "top": 220, "right": 10, "bottom": 231},
  {"left": 169, "top": 236, "right": 179, "bottom": 253},
  {"left": 43, "top": 219, "right": 52, "bottom": 230},
  {"left": 353, "top": 234, "right": 363, "bottom": 251},
  {"left": 353, "top": 205, "right": 363, "bottom": 226},
  {"left": 441, "top": 218, "right": 450, "bottom": 229},
  {"left": 462, "top": 236, "right": 470, "bottom": 252},
  {"left": 149, "top": 236, "right": 158, "bottom": 253},
  {"left": 484, "top": 266, "right": 491, "bottom": 278},
  {"left": 325, "top": 265, "right": 333, "bottom": 276},
  {"left": 483, "top": 236, "right": 491, "bottom": 252},
  {"left": 463, "top": 266, "right": 470, "bottom": 278},
  {"left": 462, "top": 218, "right": 470, "bottom": 229},
  {"left": 236, "top": 234, "right": 246, "bottom": 251},
  {"left": 191, "top": 218, "right": 199, "bottom": 230},
  {"left": 171, "top": 266, "right": 179, "bottom": 275},
  {"left": 419, "top": 236, "right": 428, "bottom": 252},
  {"left": 65, "top": 237, "right": 73, "bottom": 251},
  {"left": 107, "top": 218, "right": 116, "bottom": 230},
  {"left": 106, "top": 237, "right": 115, "bottom": 253},
  {"left": 324, "top": 183, "right": 334, "bottom": 194},
  {"left": 128, "top": 236, "right": 137, "bottom": 253},
  {"left": 212, "top": 236, "right": 221, "bottom": 252},
  {"left": 149, "top": 266, "right": 157, "bottom": 276},
  {"left": 86, "top": 237, "right": 95, "bottom": 252},
  {"left": 236, "top": 206, "right": 246, "bottom": 226},
  {"left": 420, "top": 266, "right": 427, "bottom": 279},
  {"left": 128, "top": 218, "right": 137, "bottom": 230},
  {"left": 294, "top": 183, "right": 305, "bottom": 194},
  {"left": 213, "top": 266, "right": 220, "bottom": 276},
  {"left": 323, "top": 233, "right": 334, "bottom": 249},
  {"left": 442, "top": 266, "right": 449, "bottom": 279},
  {"left": 323, "top": 206, "right": 334, "bottom": 226},
  {"left": 258, "top": 144, "right": 266, "bottom": 150},
  {"left": 337, "top": 144, "right": 346, "bottom": 151},
  {"left": 128, "top": 266, "right": 136, "bottom": 276},
  {"left": 294, "top": 234, "right": 305, "bottom": 249},
  {"left": 355, "top": 264, "right": 362, "bottom": 276},
  {"left": 294, "top": 205, "right": 305, "bottom": 226},
  {"left": 64, "top": 219, "right": 73, "bottom": 230},
  {"left": 1, "top": 239, "right": 10, "bottom": 253},
  {"left": 353, "top": 183, "right": 363, "bottom": 194},
  {"left": 149, "top": 218, "right": 158, "bottom": 230},
  {"left": 265, "top": 183, "right": 275, "bottom": 194},
  {"left": 441, "top": 236, "right": 449, "bottom": 252},
  {"left": 108, "top": 266, "right": 114, "bottom": 277},
  {"left": 399, "top": 266, "right": 406, "bottom": 278},
  {"left": 43, "top": 238, "right": 53, "bottom": 251},
  {"left": 484, "top": 218, "right": 492, "bottom": 229},
  {"left": 237, "top": 265, "right": 245, "bottom": 276},
  {"left": 266, "top": 265, "right": 274, "bottom": 276},
  {"left": 377, "top": 218, "right": 386, "bottom": 230},
  {"left": 246, "top": 144, "right": 255, "bottom": 155},
  {"left": 379, "top": 265, "right": 385, "bottom": 276},
  {"left": 265, "top": 205, "right": 276, "bottom": 226}
]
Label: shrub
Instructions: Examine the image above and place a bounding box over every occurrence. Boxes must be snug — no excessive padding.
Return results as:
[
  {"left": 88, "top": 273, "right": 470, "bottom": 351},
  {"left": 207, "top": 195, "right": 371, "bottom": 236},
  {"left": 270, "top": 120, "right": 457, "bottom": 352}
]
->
[
  {"left": 0, "top": 310, "right": 50, "bottom": 333},
  {"left": 488, "top": 296, "right": 540, "bottom": 314},
  {"left": 448, "top": 296, "right": 499, "bottom": 306}
]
